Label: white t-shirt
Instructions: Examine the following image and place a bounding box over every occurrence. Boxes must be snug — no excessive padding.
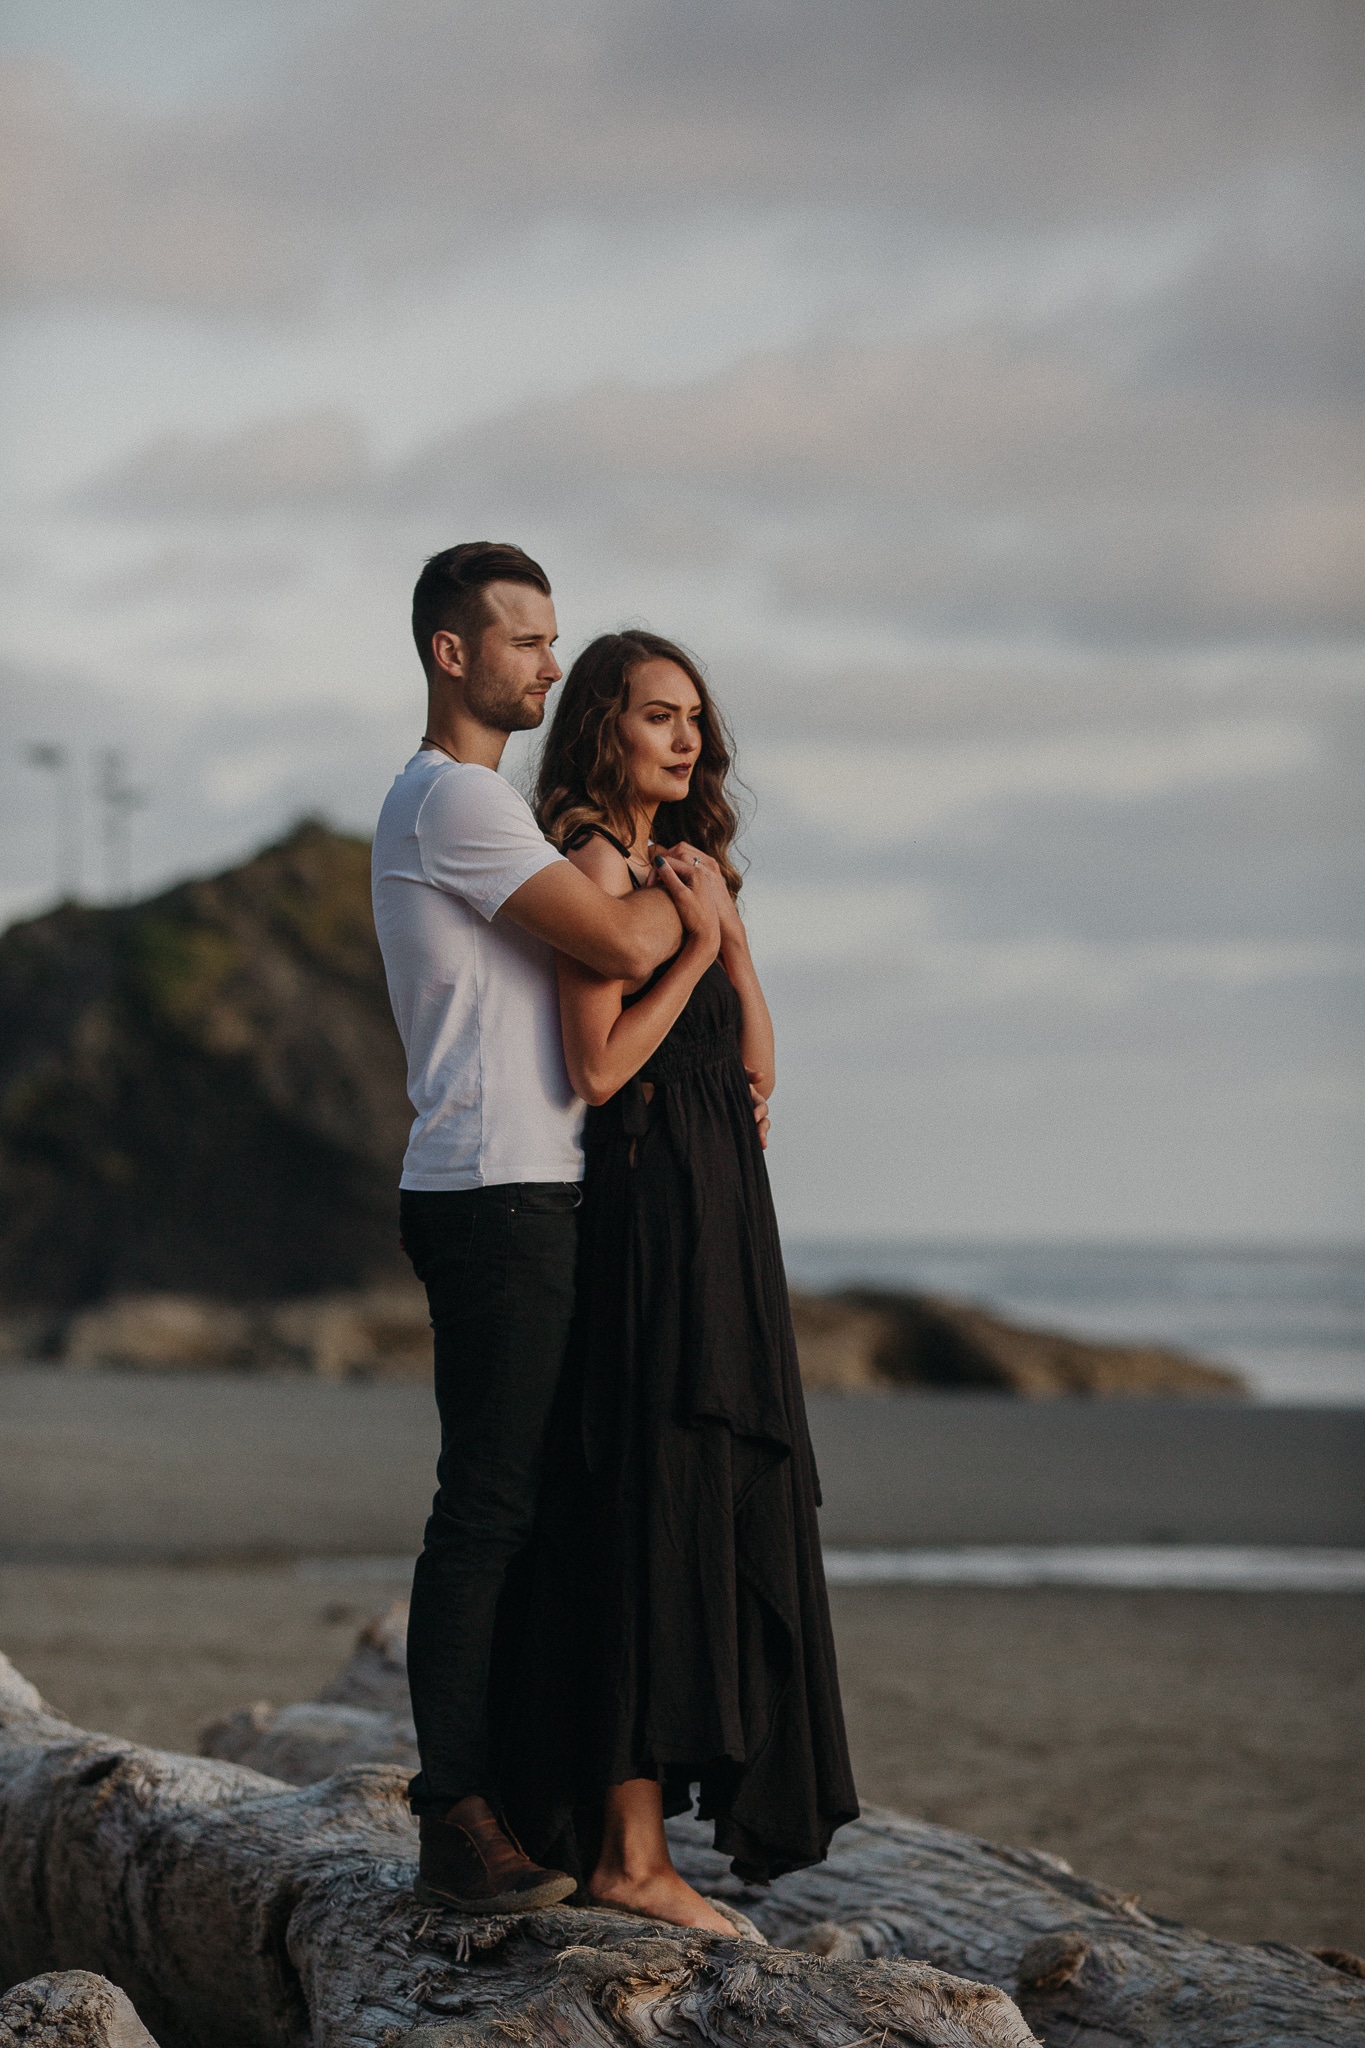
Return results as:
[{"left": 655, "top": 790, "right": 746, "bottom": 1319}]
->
[{"left": 371, "top": 751, "right": 585, "bottom": 1190}]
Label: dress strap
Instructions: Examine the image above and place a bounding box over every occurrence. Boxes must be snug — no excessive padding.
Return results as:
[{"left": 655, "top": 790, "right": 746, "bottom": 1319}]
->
[{"left": 564, "top": 822, "right": 644, "bottom": 889}]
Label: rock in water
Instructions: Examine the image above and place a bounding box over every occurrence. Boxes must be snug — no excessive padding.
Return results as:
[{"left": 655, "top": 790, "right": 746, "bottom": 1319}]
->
[
  {"left": 789, "top": 1287, "right": 1245, "bottom": 1397},
  {"left": 0, "top": 1971, "right": 158, "bottom": 2047}
]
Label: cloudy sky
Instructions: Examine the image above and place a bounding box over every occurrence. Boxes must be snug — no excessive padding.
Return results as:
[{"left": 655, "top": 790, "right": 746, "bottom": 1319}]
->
[{"left": 2, "top": 0, "right": 1361, "bottom": 1242}]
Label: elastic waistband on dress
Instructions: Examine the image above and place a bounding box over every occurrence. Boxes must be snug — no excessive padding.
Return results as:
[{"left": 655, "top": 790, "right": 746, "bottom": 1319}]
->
[{"left": 640, "top": 1031, "right": 742, "bottom": 1084}]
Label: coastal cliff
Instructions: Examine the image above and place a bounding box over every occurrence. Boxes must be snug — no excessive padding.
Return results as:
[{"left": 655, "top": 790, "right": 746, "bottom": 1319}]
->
[
  {"left": 0, "top": 823, "right": 1241, "bottom": 1396},
  {"left": 0, "top": 821, "right": 410, "bottom": 1306}
]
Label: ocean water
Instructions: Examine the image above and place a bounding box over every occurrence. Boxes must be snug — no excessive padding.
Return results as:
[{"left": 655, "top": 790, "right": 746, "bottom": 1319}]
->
[
  {"left": 300, "top": 1548, "right": 1365, "bottom": 1588},
  {"left": 779, "top": 1239, "right": 1365, "bottom": 1406}
]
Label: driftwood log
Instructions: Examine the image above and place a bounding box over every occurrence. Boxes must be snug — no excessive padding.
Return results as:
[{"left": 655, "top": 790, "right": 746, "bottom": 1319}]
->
[
  {"left": 201, "top": 1600, "right": 420, "bottom": 1784},
  {"left": 199, "top": 1604, "right": 1365, "bottom": 2048},
  {"left": 0, "top": 1652, "right": 1035, "bottom": 2048},
  {"left": 0, "top": 1970, "right": 159, "bottom": 2047}
]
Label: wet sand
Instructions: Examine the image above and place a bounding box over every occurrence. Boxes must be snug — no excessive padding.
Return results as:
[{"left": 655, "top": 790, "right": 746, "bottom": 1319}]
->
[
  {"left": 2, "top": 1368, "right": 1362, "bottom": 1559},
  {"left": 2, "top": 1561, "right": 1360, "bottom": 1956}
]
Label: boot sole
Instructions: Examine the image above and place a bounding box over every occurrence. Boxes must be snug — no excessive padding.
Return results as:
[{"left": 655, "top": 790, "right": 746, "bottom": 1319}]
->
[{"left": 414, "top": 1871, "right": 578, "bottom": 1916}]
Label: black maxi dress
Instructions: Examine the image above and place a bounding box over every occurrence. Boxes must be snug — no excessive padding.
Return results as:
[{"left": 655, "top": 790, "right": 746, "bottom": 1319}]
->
[{"left": 495, "top": 833, "right": 857, "bottom": 1884}]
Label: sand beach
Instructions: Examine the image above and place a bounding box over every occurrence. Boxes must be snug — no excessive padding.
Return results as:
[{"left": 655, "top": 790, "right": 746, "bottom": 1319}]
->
[
  {"left": 1, "top": 1562, "right": 1360, "bottom": 1956},
  {"left": 1, "top": 1365, "right": 1360, "bottom": 1959}
]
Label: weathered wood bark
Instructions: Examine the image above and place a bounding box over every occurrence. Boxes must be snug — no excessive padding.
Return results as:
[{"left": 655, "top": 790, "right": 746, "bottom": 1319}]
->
[
  {"left": 199, "top": 1697, "right": 419, "bottom": 1784},
  {"left": 201, "top": 1600, "right": 420, "bottom": 1785},
  {"left": 665, "top": 1811, "right": 1365, "bottom": 2048},
  {"left": 0, "top": 1654, "right": 1034, "bottom": 2048},
  {"left": 197, "top": 1607, "right": 1365, "bottom": 2048},
  {"left": 0, "top": 1971, "right": 159, "bottom": 2047}
]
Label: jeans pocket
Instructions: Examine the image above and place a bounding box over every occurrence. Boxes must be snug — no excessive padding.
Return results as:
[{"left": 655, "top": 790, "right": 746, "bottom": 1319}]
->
[
  {"left": 400, "top": 1192, "right": 482, "bottom": 1287},
  {"left": 517, "top": 1183, "right": 583, "bottom": 1215}
]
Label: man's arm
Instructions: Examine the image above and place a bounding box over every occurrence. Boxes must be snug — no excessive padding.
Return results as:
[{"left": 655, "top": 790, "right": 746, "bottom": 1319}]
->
[{"left": 500, "top": 860, "right": 681, "bottom": 981}]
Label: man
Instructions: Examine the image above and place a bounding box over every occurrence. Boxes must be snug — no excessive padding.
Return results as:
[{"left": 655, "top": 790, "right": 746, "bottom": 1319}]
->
[
  {"left": 374, "top": 548, "right": 687, "bottom": 1916},
  {"left": 371, "top": 542, "right": 686, "bottom": 1913}
]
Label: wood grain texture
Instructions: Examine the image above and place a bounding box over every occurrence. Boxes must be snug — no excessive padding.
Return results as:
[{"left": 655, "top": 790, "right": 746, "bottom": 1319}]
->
[
  {"left": 0, "top": 1653, "right": 1034, "bottom": 2048},
  {"left": 0, "top": 1969, "right": 159, "bottom": 2047},
  {"left": 665, "top": 1809, "right": 1365, "bottom": 2047},
  {"left": 198, "top": 1609, "right": 1365, "bottom": 2048}
]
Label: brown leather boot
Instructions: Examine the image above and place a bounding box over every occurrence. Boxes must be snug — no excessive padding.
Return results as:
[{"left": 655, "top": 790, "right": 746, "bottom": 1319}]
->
[{"left": 415, "top": 1795, "right": 576, "bottom": 1914}]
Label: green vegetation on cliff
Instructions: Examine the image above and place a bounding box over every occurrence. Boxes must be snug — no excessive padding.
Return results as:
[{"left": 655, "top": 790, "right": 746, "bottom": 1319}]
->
[{"left": 0, "top": 823, "right": 411, "bottom": 1306}]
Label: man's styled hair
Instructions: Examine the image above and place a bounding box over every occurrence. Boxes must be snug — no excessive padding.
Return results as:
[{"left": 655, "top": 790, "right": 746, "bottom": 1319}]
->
[{"left": 411, "top": 542, "right": 551, "bottom": 676}]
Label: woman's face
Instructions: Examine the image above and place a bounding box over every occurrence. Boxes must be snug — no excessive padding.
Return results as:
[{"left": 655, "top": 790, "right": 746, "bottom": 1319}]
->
[{"left": 619, "top": 658, "right": 703, "bottom": 812}]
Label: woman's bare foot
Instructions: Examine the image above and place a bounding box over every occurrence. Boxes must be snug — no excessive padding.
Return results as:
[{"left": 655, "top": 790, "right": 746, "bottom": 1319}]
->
[
  {"left": 588, "top": 1867, "right": 737, "bottom": 1936},
  {"left": 590, "top": 1777, "right": 738, "bottom": 1937}
]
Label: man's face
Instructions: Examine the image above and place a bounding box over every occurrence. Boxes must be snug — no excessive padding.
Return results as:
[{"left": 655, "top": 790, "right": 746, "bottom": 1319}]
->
[{"left": 448, "top": 581, "right": 561, "bottom": 734}]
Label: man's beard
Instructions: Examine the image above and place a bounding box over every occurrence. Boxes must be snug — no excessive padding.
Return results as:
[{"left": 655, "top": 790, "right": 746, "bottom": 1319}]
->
[{"left": 465, "top": 658, "right": 546, "bottom": 734}]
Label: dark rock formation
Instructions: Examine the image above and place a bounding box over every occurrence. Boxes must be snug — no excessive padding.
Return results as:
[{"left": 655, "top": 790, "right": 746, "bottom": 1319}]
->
[
  {"left": 789, "top": 1289, "right": 1245, "bottom": 1398},
  {"left": 0, "top": 823, "right": 410, "bottom": 1307},
  {"left": 0, "top": 1280, "right": 1246, "bottom": 1396},
  {"left": 0, "top": 822, "right": 1244, "bottom": 1397}
]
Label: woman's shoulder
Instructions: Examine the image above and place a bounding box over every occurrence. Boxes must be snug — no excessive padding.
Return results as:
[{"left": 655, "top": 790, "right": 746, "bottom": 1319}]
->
[{"left": 562, "top": 823, "right": 638, "bottom": 896}]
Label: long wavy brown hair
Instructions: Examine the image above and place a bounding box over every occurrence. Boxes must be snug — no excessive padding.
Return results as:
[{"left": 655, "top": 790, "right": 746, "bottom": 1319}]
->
[{"left": 535, "top": 631, "right": 744, "bottom": 896}]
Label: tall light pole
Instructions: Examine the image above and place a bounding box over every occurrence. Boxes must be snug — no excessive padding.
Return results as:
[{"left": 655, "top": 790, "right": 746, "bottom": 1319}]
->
[
  {"left": 97, "top": 749, "right": 148, "bottom": 905},
  {"left": 24, "top": 743, "right": 82, "bottom": 902}
]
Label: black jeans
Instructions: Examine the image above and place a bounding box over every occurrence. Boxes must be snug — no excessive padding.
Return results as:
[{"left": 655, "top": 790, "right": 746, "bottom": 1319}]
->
[{"left": 400, "top": 1181, "right": 580, "bottom": 1814}]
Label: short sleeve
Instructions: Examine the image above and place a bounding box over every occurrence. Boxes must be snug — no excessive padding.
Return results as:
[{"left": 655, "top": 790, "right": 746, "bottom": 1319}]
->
[{"left": 414, "top": 765, "right": 563, "bottom": 920}]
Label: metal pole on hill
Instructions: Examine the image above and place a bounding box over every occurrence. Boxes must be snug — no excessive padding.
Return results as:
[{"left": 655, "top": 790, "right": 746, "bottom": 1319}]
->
[
  {"left": 24, "top": 742, "right": 82, "bottom": 902},
  {"left": 97, "top": 748, "right": 148, "bottom": 904}
]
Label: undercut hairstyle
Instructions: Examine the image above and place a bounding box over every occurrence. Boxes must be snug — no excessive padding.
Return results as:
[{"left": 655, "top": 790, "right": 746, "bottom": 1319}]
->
[
  {"left": 535, "top": 630, "right": 744, "bottom": 898},
  {"left": 411, "top": 541, "right": 551, "bottom": 676}
]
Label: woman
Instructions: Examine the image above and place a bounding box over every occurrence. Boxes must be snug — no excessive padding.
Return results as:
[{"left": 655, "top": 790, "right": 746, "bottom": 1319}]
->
[{"left": 497, "top": 631, "right": 856, "bottom": 1933}]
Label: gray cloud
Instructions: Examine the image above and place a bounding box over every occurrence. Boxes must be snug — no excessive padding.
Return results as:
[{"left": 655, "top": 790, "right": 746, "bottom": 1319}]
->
[
  {"left": 1140, "top": 198, "right": 1365, "bottom": 404},
  {"left": 421, "top": 322, "right": 1362, "bottom": 511},
  {"left": 6, "top": 1, "right": 1361, "bottom": 1238},
  {"left": 78, "top": 410, "right": 373, "bottom": 516},
  {"left": 203, "top": 0, "right": 1365, "bottom": 235},
  {"left": 3, "top": 1, "right": 1359, "bottom": 310},
  {"left": 89, "top": 544, "right": 301, "bottom": 606},
  {"left": 81, "top": 297, "right": 1361, "bottom": 648},
  {"left": 0, "top": 58, "right": 302, "bottom": 309},
  {"left": 0, "top": 652, "right": 408, "bottom": 916}
]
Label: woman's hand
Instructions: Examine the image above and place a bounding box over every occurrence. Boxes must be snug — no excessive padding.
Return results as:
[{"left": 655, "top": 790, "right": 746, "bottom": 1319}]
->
[
  {"left": 656, "top": 844, "right": 775, "bottom": 1110},
  {"left": 656, "top": 841, "right": 746, "bottom": 951},
  {"left": 652, "top": 850, "right": 723, "bottom": 963}
]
